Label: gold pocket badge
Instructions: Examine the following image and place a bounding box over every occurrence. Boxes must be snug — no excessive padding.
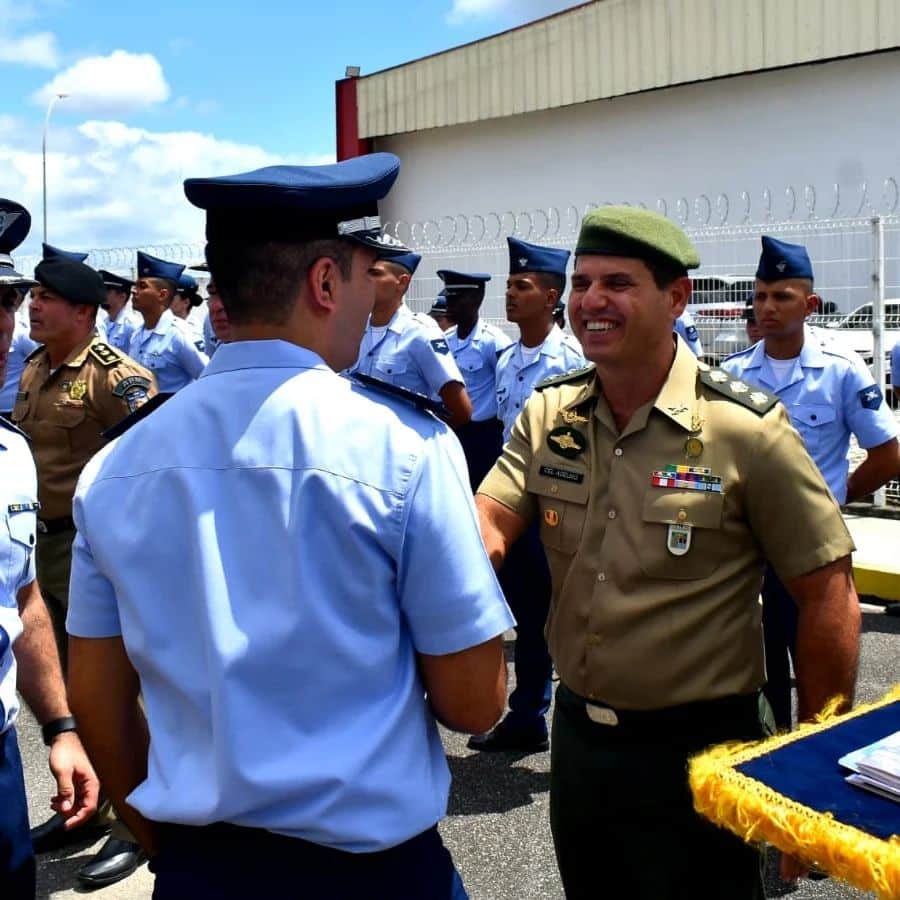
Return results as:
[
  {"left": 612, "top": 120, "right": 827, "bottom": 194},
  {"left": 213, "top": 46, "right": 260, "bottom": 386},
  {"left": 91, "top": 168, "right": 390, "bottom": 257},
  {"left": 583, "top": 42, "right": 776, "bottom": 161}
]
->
[
  {"left": 544, "top": 509, "right": 560, "bottom": 527},
  {"left": 69, "top": 381, "right": 87, "bottom": 400}
]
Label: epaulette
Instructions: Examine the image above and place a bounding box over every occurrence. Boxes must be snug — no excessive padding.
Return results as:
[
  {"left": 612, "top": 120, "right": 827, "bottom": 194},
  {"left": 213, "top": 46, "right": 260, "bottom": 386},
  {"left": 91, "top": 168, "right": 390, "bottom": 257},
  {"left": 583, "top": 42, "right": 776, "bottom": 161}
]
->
[
  {"left": 0, "top": 416, "right": 29, "bottom": 441},
  {"left": 699, "top": 370, "right": 779, "bottom": 415},
  {"left": 103, "top": 392, "right": 171, "bottom": 440},
  {"left": 89, "top": 341, "right": 122, "bottom": 367},
  {"left": 351, "top": 373, "right": 451, "bottom": 422},
  {"left": 496, "top": 343, "right": 516, "bottom": 359},
  {"left": 535, "top": 364, "right": 596, "bottom": 392}
]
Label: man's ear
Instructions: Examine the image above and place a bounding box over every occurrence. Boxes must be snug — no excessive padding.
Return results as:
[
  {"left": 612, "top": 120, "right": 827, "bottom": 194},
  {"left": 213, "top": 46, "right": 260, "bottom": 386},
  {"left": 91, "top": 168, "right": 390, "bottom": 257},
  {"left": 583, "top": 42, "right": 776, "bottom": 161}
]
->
[
  {"left": 669, "top": 276, "right": 692, "bottom": 318},
  {"left": 307, "top": 256, "right": 340, "bottom": 312}
]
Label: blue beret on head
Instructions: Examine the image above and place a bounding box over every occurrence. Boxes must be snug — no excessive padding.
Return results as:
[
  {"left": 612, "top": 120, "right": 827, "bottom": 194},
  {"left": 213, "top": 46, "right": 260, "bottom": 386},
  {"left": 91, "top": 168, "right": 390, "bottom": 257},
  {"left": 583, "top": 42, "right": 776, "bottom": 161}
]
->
[
  {"left": 0, "top": 199, "right": 36, "bottom": 288},
  {"left": 98, "top": 269, "right": 134, "bottom": 292},
  {"left": 436, "top": 270, "right": 491, "bottom": 293},
  {"left": 42, "top": 242, "right": 89, "bottom": 263},
  {"left": 137, "top": 251, "right": 185, "bottom": 284},
  {"left": 507, "top": 236, "right": 570, "bottom": 278},
  {"left": 756, "top": 236, "right": 814, "bottom": 283},
  {"left": 183, "top": 152, "right": 408, "bottom": 254},
  {"left": 380, "top": 252, "right": 420, "bottom": 275}
]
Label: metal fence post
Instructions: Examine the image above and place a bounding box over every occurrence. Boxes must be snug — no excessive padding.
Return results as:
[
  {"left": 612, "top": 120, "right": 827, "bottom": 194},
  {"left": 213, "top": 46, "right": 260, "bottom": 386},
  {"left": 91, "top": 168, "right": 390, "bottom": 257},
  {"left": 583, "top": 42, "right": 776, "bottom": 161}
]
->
[{"left": 872, "top": 215, "right": 887, "bottom": 508}]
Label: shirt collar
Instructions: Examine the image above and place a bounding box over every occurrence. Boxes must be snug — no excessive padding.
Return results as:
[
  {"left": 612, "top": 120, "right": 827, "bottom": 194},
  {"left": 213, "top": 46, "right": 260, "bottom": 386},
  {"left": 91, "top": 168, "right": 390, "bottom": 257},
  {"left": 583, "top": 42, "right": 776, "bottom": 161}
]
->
[
  {"left": 153, "top": 308, "right": 175, "bottom": 336},
  {"left": 200, "top": 339, "right": 331, "bottom": 377},
  {"left": 386, "top": 304, "right": 412, "bottom": 334},
  {"left": 652, "top": 338, "right": 703, "bottom": 433},
  {"left": 59, "top": 335, "right": 95, "bottom": 369}
]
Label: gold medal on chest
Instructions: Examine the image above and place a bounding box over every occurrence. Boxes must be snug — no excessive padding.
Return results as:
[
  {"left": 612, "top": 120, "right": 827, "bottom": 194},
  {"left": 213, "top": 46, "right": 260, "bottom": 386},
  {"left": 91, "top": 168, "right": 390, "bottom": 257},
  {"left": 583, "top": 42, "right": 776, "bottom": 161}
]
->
[{"left": 69, "top": 381, "right": 87, "bottom": 400}]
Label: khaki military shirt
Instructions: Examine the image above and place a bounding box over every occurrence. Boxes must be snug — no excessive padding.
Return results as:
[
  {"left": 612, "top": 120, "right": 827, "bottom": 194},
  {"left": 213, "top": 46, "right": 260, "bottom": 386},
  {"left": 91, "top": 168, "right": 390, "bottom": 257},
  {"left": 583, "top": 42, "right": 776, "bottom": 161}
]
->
[
  {"left": 12, "top": 336, "right": 157, "bottom": 520},
  {"left": 480, "top": 339, "right": 855, "bottom": 710}
]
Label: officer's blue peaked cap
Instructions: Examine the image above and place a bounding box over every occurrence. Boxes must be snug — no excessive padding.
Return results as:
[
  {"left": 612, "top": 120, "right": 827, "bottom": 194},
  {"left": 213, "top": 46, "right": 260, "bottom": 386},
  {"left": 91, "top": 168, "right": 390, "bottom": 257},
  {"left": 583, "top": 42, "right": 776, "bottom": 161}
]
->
[
  {"left": 437, "top": 270, "right": 491, "bottom": 292},
  {"left": 42, "top": 242, "right": 88, "bottom": 263},
  {"left": 137, "top": 251, "right": 185, "bottom": 283},
  {"left": 184, "top": 153, "right": 408, "bottom": 254},
  {"left": 380, "top": 252, "right": 420, "bottom": 275},
  {"left": 507, "top": 236, "right": 570, "bottom": 278},
  {"left": 0, "top": 198, "right": 37, "bottom": 288},
  {"left": 756, "top": 236, "right": 814, "bottom": 283}
]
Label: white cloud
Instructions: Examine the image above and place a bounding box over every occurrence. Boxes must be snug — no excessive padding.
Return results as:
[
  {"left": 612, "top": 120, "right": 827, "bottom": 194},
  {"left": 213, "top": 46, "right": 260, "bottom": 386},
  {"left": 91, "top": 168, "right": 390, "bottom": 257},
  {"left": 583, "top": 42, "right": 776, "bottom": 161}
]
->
[
  {"left": 0, "top": 30, "right": 60, "bottom": 68},
  {"left": 32, "top": 50, "right": 170, "bottom": 114},
  {"left": 446, "top": 0, "right": 580, "bottom": 25},
  {"left": 0, "top": 119, "right": 334, "bottom": 260}
]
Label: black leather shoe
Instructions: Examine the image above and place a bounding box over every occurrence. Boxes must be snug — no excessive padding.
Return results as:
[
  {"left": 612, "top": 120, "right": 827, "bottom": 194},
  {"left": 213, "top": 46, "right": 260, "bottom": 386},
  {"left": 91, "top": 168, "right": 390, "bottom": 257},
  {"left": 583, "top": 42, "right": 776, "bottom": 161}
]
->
[
  {"left": 30, "top": 812, "right": 109, "bottom": 855},
  {"left": 467, "top": 722, "right": 549, "bottom": 753},
  {"left": 76, "top": 837, "right": 147, "bottom": 889}
]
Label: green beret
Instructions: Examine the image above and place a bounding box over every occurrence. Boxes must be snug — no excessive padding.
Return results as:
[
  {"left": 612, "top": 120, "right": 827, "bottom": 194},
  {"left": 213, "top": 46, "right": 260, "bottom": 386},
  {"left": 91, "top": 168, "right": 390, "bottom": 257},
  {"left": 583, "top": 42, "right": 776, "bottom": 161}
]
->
[{"left": 576, "top": 206, "right": 700, "bottom": 270}]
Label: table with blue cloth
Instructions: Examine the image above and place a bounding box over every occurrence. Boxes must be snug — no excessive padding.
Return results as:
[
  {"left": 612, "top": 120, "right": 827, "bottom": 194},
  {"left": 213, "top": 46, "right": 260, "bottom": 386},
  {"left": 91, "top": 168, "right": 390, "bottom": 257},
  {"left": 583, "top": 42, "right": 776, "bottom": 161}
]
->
[{"left": 689, "top": 688, "right": 900, "bottom": 898}]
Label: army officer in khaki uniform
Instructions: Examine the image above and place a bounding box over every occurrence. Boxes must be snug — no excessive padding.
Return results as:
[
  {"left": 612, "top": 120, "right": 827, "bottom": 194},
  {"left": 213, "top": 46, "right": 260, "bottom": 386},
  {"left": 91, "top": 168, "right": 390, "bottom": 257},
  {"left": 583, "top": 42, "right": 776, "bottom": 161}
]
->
[
  {"left": 476, "top": 207, "right": 860, "bottom": 899},
  {"left": 14, "top": 257, "right": 157, "bottom": 655}
]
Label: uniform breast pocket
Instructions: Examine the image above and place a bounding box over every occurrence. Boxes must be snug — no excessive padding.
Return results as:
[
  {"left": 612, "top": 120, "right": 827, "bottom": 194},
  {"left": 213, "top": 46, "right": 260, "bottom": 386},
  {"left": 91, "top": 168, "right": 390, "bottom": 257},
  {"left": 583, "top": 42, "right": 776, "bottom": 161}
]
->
[
  {"left": 3, "top": 503, "right": 37, "bottom": 596},
  {"left": 457, "top": 350, "right": 485, "bottom": 374},
  {"left": 53, "top": 402, "right": 92, "bottom": 452},
  {"left": 527, "top": 466, "right": 590, "bottom": 555},
  {"left": 639, "top": 491, "right": 724, "bottom": 580},
  {"left": 373, "top": 354, "right": 408, "bottom": 378},
  {"left": 790, "top": 404, "right": 836, "bottom": 453}
]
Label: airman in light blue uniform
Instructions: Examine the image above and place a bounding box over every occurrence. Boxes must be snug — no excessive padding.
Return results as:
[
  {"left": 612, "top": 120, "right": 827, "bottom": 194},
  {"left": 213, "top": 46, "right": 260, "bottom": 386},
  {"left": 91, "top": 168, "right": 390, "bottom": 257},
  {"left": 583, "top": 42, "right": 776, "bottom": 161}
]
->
[
  {"left": 0, "top": 316, "right": 39, "bottom": 415},
  {"left": 128, "top": 253, "right": 208, "bottom": 394},
  {"left": 97, "top": 271, "right": 140, "bottom": 354},
  {"left": 497, "top": 325, "right": 585, "bottom": 442},
  {"left": 350, "top": 255, "right": 465, "bottom": 404},
  {"left": 66, "top": 155, "right": 513, "bottom": 900},
  {"left": 722, "top": 235, "right": 898, "bottom": 730},
  {"left": 674, "top": 309, "right": 703, "bottom": 357}
]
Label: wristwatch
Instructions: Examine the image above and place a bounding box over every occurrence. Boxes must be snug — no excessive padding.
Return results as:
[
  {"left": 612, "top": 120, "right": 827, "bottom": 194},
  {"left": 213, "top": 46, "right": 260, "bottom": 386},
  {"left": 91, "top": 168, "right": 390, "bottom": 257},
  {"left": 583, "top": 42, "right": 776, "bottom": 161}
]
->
[{"left": 41, "top": 716, "right": 78, "bottom": 746}]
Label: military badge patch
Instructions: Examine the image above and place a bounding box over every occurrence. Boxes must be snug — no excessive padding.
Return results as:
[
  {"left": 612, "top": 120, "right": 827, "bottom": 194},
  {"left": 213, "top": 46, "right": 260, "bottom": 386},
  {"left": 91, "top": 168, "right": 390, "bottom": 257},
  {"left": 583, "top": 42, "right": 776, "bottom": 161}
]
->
[
  {"left": 547, "top": 426, "right": 587, "bottom": 459},
  {"left": 69, "top": 381, "right": 87, "bottom": 400},
  {"left": 859, "top": 384, "right": 883, "bottom": 410},
  {"left": 430, "top": 339, "right": 450, "bottom": 355}
]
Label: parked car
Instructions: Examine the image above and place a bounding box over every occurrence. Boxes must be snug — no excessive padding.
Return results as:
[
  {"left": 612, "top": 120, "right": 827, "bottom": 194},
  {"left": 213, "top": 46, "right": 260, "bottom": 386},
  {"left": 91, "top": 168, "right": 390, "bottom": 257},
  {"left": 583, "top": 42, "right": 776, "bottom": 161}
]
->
[
  {"left": 824, "top": 300, "right": 900, "bottom": 365},
  {"left": 687, "top": 275, "right": 755, "bottom": 363}
]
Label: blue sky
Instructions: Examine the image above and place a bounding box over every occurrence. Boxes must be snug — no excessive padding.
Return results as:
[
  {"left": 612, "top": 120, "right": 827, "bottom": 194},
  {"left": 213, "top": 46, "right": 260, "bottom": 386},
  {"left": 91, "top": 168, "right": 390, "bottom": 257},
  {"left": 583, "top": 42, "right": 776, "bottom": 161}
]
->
[{"left": 1, "top": 0, "right": 580, "bottom": 258}]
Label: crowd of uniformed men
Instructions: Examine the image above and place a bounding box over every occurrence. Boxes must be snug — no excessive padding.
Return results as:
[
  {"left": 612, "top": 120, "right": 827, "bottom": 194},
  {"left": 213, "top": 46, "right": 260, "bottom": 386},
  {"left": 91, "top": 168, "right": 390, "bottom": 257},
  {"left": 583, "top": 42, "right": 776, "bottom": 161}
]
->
[{"left": 0, "top": 151, "right": 898, "bottom": 899}]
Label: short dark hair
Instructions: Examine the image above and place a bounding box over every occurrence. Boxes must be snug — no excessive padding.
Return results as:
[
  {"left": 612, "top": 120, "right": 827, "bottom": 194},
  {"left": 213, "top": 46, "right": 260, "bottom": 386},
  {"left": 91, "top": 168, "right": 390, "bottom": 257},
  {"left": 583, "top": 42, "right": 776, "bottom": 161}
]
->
[
  {"left": 205, "top": 239, "right": 354, "bottom": 326},
  {"left": 535, "top": 271, "right": 566, "bottom": 297},
  {"left": 148, "top": 277, "right": 177, "bottom": 299},
  {"left": 643, "top": 257, "right": 689, "bottom": 290}
]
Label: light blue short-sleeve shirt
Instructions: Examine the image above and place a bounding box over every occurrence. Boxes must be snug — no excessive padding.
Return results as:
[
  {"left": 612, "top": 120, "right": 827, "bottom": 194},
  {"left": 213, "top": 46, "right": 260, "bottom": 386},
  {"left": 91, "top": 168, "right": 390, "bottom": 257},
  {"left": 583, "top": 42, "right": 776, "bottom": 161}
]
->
[
  {"left": 722, "top": 326, "right": 897, "bottom": 502},
  {"left": 101, "top": 306, "right": 141, "bottom": 354},
  {"left": 496, "top": 327, "right": 586, "bottom": 441},
  {"left": 674, "top": 310, "right": 703, "bottom": 358},
  {"left": 0, "top": 317, "right": 40, "bottom": 411},
  {"left": 0, "top": 422, "right": 38, "bottom": 736},
  {"left": 446, "top": 320, "right": 512, "bottom": 421},
  {"left": 68, "top": 340, "right": 514, "bottom": 852},
  {"left": 350, "top": 304, "right": 465, "bottom": 401},
  {"left": 128, "top": 309, "right": 208, "bottom": 393},
  {"left": 891, "top": 340, "right": 900, "bottom": 393}
]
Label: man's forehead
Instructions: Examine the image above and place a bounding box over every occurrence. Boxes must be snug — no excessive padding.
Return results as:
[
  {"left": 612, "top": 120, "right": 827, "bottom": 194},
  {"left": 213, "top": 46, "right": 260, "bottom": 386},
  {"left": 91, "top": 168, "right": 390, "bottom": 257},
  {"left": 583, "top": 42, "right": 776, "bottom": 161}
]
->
[
  {"left": 573, "top": 255, "right": 649, "bottom": 276},
  {"left": 754, "top": 277, "right": 811, "bottom": 294}
]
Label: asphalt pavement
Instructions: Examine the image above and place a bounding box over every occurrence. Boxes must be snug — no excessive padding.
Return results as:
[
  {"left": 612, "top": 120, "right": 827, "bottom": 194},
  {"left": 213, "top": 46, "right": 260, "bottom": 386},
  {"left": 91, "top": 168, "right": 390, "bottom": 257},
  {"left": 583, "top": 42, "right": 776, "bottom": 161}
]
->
[{"left": 18, "top": 515, "right": 900, "bottom": 899}]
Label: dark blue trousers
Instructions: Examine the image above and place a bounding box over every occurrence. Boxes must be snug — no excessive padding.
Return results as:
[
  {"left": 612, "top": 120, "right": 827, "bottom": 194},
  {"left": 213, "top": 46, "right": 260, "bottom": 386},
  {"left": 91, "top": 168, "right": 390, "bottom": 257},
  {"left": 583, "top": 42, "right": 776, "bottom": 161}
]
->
[
  {"left": 150, "top": 822, "right": 468, "bottom": 899},
  {"left": 0, "top": 727, "right": 35, "bottom": 900},
  {"left": 497, "top": 523, "right": 553, "bottom": 733},
  {"left": 455, "top": 418, "right": 504, "bottom": 493},
  {"left": 761, "top": 566, "right": 798, "bottom": 730}
]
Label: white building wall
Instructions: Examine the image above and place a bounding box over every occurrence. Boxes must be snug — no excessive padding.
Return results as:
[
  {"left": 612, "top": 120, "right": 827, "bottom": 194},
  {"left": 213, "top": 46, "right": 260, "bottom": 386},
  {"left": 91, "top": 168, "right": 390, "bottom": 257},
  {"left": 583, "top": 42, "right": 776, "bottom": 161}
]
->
[{"left": 374, "top": 52, "right": 900, "bottom": 316}]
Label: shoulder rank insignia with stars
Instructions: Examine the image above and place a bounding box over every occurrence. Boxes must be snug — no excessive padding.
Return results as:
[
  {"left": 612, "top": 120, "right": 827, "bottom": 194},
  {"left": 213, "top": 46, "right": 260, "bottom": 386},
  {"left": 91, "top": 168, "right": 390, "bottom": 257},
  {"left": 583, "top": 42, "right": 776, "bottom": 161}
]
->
[
  {"left": 699, "top": 370, "right": 779, "bottom": 415},
  {"left": 88, "top": 341, "right": 122, "bottom": 367},
  {"left": 352, "top": 373, "right": 451, "bottom": 421},
  {"left": 535, "top": 364, "right": 596, "bottom": 392}
]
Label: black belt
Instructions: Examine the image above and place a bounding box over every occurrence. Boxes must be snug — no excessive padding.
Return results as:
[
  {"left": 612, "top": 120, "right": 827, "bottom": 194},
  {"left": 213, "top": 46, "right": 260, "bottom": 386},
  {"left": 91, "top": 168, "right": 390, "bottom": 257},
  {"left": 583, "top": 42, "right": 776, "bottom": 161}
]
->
[
  {"left": 37, "top": 516, "right": 75, "bottom": 535},
  {"left": 557, "top": 682, "right": 760, "bottom": 735}
]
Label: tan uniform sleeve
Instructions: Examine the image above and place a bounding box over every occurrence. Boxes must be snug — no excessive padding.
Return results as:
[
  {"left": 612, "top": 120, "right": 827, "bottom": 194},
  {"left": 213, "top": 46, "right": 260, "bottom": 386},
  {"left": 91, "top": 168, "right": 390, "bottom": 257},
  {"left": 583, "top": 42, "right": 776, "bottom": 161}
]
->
[
  {"left": 92, "top": 357, "right": 159, "bottom": 431},
  {"left": 745, "top": 404, "right": 855, "bottom": 580},
  {"left": 478, "top": 400, "right": 540, "bottom": 524}
]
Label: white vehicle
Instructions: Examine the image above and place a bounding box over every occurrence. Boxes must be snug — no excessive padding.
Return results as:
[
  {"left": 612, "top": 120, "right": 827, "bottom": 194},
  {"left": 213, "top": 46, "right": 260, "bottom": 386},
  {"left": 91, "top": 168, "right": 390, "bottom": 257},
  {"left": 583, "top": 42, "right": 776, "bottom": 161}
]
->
[
  {"left": 687, "top": 275, "right": 755, "bottom": 363},
  {"left": 824, "top": 301, "right": 900, "bottom": 365}
]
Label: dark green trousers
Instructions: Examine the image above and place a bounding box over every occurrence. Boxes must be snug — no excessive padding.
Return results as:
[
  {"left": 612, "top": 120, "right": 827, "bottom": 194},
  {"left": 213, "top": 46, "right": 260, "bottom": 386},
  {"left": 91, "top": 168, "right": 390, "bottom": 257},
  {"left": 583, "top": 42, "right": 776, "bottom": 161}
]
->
[{"left": 550, "top": 684, "right": 770, "bottom": 900}]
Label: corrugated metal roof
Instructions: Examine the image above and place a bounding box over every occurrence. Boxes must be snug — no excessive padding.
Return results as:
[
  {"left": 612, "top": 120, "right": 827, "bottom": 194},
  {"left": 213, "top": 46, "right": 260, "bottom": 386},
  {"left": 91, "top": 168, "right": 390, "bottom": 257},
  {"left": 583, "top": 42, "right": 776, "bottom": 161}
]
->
[{"left": 357, "top": 0, "right": 900, "bottom": 138}]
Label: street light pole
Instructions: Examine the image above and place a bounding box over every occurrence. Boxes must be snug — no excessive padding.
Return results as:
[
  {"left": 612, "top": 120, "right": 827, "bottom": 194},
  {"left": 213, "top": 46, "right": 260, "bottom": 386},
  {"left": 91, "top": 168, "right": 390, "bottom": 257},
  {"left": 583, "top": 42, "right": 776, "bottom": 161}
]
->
[{"left": 42, "top": 92, "right": 68, "bottom": 244}]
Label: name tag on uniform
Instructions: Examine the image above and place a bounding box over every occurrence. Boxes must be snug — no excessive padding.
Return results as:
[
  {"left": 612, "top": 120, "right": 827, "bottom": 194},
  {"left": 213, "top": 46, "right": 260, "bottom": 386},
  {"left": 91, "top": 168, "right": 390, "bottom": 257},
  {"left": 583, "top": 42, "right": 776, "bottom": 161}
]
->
[
  {"left": 8, "top": 502, "right": 40, "bottom": 513},
  {"left": 539, "top": 464, "right": 584, "bottom": 484}
]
